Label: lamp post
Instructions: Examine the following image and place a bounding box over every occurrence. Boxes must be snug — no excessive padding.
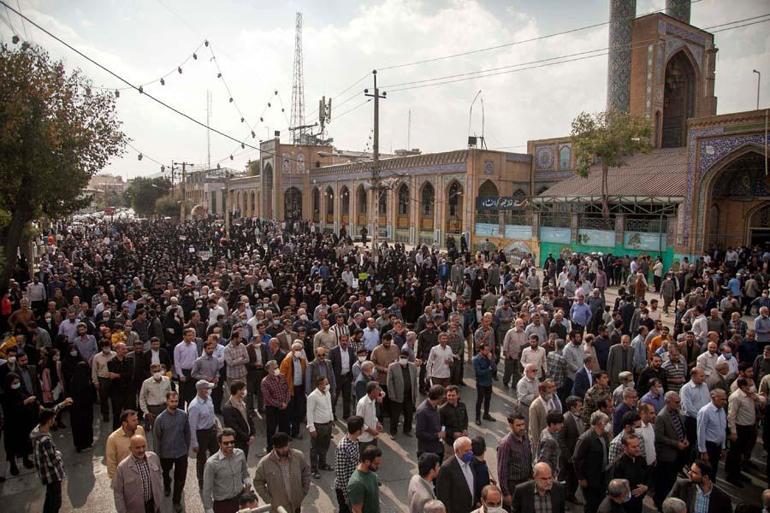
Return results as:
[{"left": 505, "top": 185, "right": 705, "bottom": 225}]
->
[{"left": 753, "top": 69, "right": 761, "bottom": 110}]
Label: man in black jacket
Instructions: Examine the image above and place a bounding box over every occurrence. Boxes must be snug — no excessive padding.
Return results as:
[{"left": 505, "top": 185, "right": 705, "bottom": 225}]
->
[
  {"left": 330, "top": 334, "right": 356, "bottom": 419},
  {"left": 435, "top": 436, "right": 475, "bottom": 513},
  {"left": 222, "top": 381, "right": 255, "bottom": 458},
  {"left": 512, "top": 462, "right": 566, "bottom": 513},
  {"left": 668, "top": 460, "right": 733, "bottom": 513},
  {"left": 609, "top": 433, "right": 650, "bottom": 513},
  {"left": 573, "top": 410, "right": 610, "bottom": 513}
]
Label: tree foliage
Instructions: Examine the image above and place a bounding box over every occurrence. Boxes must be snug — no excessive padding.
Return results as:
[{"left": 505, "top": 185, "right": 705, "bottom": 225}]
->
[
  {"left": 570, "top": 110, "right": 652, "bottom": 217},
  {"left": 0, "top": 43, "right": 126, "bottom": 290},
  {"left": 125, "top": 176, "right": 172, "bottom": 217}
]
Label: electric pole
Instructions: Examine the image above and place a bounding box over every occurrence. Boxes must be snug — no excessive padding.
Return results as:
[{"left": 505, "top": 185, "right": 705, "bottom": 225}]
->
[
  {"left": 173, "top": 161, "right": 194, "bottom": 222},
  {"left": 364, "top": 69, "right": 386, "bottom": 254}
]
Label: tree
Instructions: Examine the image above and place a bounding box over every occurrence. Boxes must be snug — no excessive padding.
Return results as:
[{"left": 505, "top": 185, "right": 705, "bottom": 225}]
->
[
  {"left": 570, "top": 110, "right": 652, "bottom": 217},
  {"left": 0, "top": 43, "right": 126, "bottom": 291},
  {"left": 154, "top": 194, "right": 183, "bottom": 218},
  {"left": 125, "top": 176, "right": 172, "bottom": 217}
]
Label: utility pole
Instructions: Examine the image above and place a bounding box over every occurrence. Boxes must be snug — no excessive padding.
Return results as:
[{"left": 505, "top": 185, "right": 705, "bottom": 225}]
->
[
  {"left": 173, "top": 161, "right": 193, "bottom": 222},
  {"left": 365, "top": 69, "right": 386, "bottom": 254}
]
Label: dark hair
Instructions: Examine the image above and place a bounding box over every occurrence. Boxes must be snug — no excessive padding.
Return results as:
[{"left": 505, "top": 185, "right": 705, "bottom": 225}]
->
[
  {"left": 418, "top": 452, "right": 441, "bottom": 477},
  {"left": 346, "top": 415, "right": 364, "bottom": 434},
  {"left": 272, "top": 432, "right": 290, "bottom": 448},
  {"left": 546, "top": 412, "right": 564, "bottom": 426},
  {"left": 218, "top": 427, "right": 236, "bottom": 443},
  {"left": 360, "top": 445, "right": 382, "bottom": 463},
  {"left": 229, "top": 380, "right": 246, "bottom": 395},
  {"left": 39, "top": 408, "right": 57, "bottom": 425},
  {"left": 120, "top": 409, "right": 138, "bottom": 423},
  {"left": 428, "top": 384, "right": 445, "bottom": 401},
  {"left": 565, "top": 395, "right": 582, "bottom": 410},
  {"left": 621, "top": 411, "right": 641, "bottom": 428},
  {"left": 693, "top": 459, "right": 713, "bottom": 479},
  {"left": 471, "top": 435, "right": 486, "bottom": 456}
]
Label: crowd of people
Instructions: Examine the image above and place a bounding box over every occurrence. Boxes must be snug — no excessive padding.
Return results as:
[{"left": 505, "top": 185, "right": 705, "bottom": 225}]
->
[{"left": 0, "top": 216, "right": 769, "bottom": 513}]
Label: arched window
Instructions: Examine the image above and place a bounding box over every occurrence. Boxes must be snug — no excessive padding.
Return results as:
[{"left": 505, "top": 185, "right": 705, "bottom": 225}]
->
[
  {"left": 421, "top": 183, "right": 435, "bottom": 217},
  {"left": 398, "top": 184, "right": 409, "bottom": 215}
]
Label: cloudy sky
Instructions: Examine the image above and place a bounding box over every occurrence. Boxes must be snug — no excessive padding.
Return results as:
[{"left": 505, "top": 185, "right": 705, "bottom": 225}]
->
[{"left": 1, "top": 0, "right": 768, "bottom": 179}]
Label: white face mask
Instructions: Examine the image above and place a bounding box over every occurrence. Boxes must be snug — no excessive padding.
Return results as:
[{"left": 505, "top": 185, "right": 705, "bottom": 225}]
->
[{"left": 153, "top": 372, "right": 163, "bottom": 381}]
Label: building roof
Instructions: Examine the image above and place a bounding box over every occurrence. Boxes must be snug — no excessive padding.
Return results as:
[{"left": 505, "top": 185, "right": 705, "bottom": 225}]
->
[{"left": 535, "top": 147, "right": 688, "bottom": 202}]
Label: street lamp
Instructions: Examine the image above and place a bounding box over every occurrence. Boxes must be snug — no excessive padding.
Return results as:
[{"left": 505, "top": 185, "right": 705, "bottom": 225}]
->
[{"left": 753, "top": 69, "right": 761, "bottom": 110}]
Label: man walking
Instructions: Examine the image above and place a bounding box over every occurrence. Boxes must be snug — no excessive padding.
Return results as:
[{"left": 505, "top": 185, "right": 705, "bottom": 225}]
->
[
  {"left": 189, "top": 379, "right": 219, "bottom": 489},
  {"left": 306, "top": 376, "right": 334, "bottom": 479},
  {"left": 202, "top": 428, "right": 250, "bottom": 513},
  {"left": 153, "top": 390, "right": 189, "bottom": 513},
  {"left": 253, "top": 432, "right": 311, "bottom": 513},
  {"left": 113, "top": 435, "right": 164, "bottom": 513}
]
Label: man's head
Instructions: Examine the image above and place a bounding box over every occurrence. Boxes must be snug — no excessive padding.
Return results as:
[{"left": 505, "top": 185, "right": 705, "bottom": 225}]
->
[
  {"left": 507, "top": 414, "right": 527, "bottom": 438},
  {"left": 129, "top": 434, "right": 147, "bottom": 459},
  {"left": 360, "top": 444, "right": 382, "bottom": 472},
  {"left": 121, "top": 409, "right": 139, "bottom": 433},
  {"left": 218, "top": 428, "right": 237, "bottom": 457},
  {"left": 480, "top": 485, "right": 503, "bottom": 511},
  {"left": 688, "top": 460, "right": 713, "bottom": 485}
]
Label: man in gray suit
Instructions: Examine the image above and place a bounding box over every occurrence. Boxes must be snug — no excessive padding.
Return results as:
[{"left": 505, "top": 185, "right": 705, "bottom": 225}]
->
[
  {"left": 387, "top": 349, "right": 419, "bottom": 437},
  {"left": 653, "top": 391, "right": 690, "bottom": 510}
]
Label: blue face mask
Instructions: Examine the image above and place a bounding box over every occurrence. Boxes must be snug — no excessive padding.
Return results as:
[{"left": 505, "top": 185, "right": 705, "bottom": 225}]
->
[{"left": 461, "top": 451, "right": 474, "bottom": 464}]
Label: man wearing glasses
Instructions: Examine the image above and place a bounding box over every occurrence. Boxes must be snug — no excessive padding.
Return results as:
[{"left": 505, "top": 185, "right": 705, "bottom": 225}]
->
[{"left": 202, "top": 428, "right": 250, "bottom": 513}]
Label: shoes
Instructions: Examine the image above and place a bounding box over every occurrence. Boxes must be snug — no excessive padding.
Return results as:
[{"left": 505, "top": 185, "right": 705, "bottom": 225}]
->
[
  {"left": 726, "top": 476, "right": 744, "bottom": 488},
  {"left": 22, "top": 458, "right": 33, "bottom": 469},
  {"left": 319, "top": 464, "right": 333, "bottom": 471},
  {"left": 312, "top": 471, "right": 321, "bottom": 479},
  {"left": 476, "top": 418, "right": 482, "bottom": 426},
  {"left": 482, "top": 414, "right": 495, "bottom": 421}
]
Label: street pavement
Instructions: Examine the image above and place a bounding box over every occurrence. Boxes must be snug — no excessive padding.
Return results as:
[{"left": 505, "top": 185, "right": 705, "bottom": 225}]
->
[{"left": 0, "top": 286, "right": 767, "bottom": 512}]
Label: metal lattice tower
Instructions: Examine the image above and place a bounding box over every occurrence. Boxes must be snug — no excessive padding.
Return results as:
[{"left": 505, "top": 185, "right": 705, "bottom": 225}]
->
[{"left": 290, "top": 12, "right": 305, "bottom": 144}]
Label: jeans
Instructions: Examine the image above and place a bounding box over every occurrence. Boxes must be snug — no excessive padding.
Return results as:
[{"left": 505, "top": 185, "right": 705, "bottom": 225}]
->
[
  {"left": 43, "top": 480, "right": 62, "bottom": 513},
  {"left": 160, "top": 455, "right": 188, "bottom": 504}
]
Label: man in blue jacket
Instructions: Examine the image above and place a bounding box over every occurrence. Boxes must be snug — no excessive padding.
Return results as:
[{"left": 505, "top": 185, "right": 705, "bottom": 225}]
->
[{"left": 473, "top": 342, "right": 496, "bottom": 425}]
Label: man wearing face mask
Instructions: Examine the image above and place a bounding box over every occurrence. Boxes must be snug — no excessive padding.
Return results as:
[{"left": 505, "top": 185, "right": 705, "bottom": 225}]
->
[
  {"left": 260, "top": 360, "right": 290, "bottom": 452},
  {"left": 306, "top": 376, "right": 334, "bottom": 479},
  {"left": 436, "top": 436, "right": 476, "bottom": 513},
  {"left": 386, "top": 349, "right": 418, "bottom": 438},
  {"left": 139, "top": 363, "right": 173, "bottom": 429}
]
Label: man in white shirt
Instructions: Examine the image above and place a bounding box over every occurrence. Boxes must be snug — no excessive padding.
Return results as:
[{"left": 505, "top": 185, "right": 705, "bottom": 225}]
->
[
  {"left": 355, "top": 381, "right": 382, "bottom": 452},
  {"left": 306, "top": 376, "right": 334, "bottom": 479},
  {"left": 635, "top": 402, "right": 656, "bottom": 466},
  {"left": 520, "top": 334, "right": 547, "bottom": 379},
  {"left": 426, "top": 332, "right": 454, "bottom": 387}
]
